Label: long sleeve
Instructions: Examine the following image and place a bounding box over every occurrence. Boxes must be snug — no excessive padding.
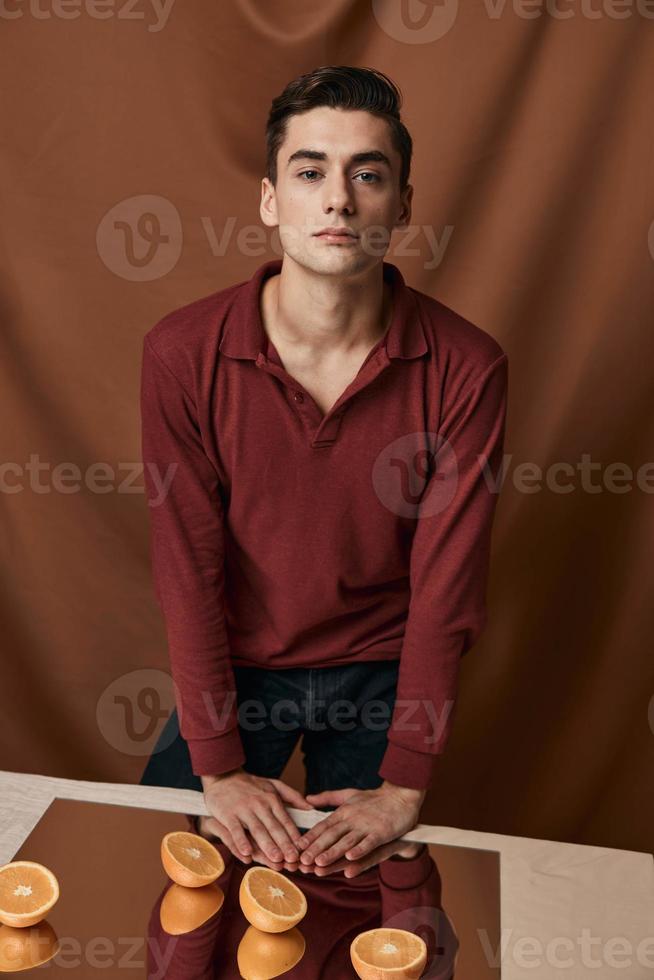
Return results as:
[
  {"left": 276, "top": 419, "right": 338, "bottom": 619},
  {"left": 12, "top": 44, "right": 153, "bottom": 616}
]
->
[
  {"left": 378, "top": 352, "right": 509, "bottom": 790},
  {"left": 140, "top": 335, "right": 246, "bottom": 777}
]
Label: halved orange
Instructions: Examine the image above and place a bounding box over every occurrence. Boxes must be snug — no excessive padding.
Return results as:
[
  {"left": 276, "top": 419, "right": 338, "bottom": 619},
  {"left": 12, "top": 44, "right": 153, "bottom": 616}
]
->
[
  {"left": 0, "top": 862, "right": 59, "bottom": 929},
  {"left": 161, "top": 831, "right": 225, "bottom": 887},
  {"left": 159, "top": 882, "right": 224, "bottom": 935},
  {"left": 239, "top": 867, "right": 307, "bottom": 933},
  {"left": 237, "top": 923, "right": 305, "bottom": 979},
  {"left": 350, "top": 927, "right": 427, "bottom": 979},
  {"left": 0, "top": 921, "right": 59, "bottom": 972}
]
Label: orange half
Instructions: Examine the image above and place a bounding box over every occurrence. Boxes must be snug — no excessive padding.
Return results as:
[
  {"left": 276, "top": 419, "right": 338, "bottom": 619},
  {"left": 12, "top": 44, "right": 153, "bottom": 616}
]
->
[
  {"left": 0, "top": 862, "right": 59, "bottom": 929},
  {"left": 0, "top": 921, "right": 59, "bottom": 973},
  {"left": 350, "top": 927, "right": 428, "bottom": 979},
  {"left": 237, "top": 924, "right": 305, "bottom": 979},
  {"left": 239, "top": 867, "right": 307, "bottom": 933},
  {"left": 161, "top": 831, "right": 225, "bottom": 887},
  {"left": 159, "top": 882, "right": 224, "bottom": 935}
]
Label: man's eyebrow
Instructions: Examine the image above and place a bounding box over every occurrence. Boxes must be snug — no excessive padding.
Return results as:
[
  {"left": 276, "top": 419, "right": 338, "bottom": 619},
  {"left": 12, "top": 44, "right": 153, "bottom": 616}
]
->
[{"left": 286, "top": 149, "right": 392, "bottom": 169}]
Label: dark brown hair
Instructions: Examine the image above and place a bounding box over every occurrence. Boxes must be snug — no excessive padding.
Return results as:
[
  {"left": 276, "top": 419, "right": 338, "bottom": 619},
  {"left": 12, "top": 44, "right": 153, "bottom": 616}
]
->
[{"left": 266, "top": 66, "right": 413, "bottom": 191}]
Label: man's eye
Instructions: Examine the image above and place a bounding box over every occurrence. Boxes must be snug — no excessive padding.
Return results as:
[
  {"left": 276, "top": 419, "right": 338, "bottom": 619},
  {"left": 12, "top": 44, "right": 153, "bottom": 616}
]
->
[{"left": 297, "top": 170, "right": 380, "bottom": 183}]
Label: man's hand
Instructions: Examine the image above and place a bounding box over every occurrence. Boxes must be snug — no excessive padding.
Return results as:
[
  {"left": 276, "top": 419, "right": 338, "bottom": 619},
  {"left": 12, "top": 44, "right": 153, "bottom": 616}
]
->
[
  {"left": 194, "top": 813, "right": 298, "bottom": 871},
  {"left": 309, "top": 837, "right": 426, "bottom": 877},
  {"left": 298, "top": 781, "right": 426, "bottom": 876},
  {"left": 200, "top": 768, "right": 313, "bottom": 865},
  {"left": 195, "top": 814, "right": 424, "bottom": 877}
]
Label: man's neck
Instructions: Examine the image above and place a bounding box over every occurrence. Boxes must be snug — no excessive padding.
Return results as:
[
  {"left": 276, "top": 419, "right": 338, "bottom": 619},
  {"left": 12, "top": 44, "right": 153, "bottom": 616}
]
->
[{"left": 261, "top": 258, "right": 393, "bottom": 361}]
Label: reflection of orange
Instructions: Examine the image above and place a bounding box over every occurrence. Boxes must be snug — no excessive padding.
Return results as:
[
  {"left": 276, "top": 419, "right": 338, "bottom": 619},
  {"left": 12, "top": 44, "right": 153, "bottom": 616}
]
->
[
  {"left": 0, "top": 862, "right": 59, "bottom": 928},
  {"left": 237, "top": 923, "right": 305, "bottom": 979},
  {"left": 161, "top": 832, "right": 225, "bottom": 887},
  {"left": 0, "top": 920, "right": 59, "bottom": 972},
  {"left": 351, "top": 927, "right": 427, "bottom": 979},
  {"left": 159, "top": 882, "right": 224, "bottom": 935},
  {"left": 239, "top": 867, "right": 307, "bottom": 933}
]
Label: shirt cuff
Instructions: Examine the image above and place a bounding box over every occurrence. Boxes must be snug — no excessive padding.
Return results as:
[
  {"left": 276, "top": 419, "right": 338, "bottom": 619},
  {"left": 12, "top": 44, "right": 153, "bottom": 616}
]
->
[
  {"left": 187, "top": 728, "right": 247, "bottom": 777},
  {"left": 378, "top": 742, "right": 440, "bottom": 790},
  {"left": 378, "top": 843, "right": 434, "bottom": 889}
]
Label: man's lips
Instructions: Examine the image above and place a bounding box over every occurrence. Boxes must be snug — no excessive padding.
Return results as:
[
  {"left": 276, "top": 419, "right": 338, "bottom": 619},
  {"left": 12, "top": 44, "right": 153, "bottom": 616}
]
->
[
  {"left": 314, "top": 228, "right": 359, "bottom": 239},
  {"left": 314, "top": 228, "right": 359, "bottom": 242}
]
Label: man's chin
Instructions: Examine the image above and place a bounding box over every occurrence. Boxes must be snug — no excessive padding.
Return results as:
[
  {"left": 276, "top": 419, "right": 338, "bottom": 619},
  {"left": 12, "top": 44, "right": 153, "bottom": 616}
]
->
[{"left": 283, "top": 246, "right": 377, "bottom": 278}]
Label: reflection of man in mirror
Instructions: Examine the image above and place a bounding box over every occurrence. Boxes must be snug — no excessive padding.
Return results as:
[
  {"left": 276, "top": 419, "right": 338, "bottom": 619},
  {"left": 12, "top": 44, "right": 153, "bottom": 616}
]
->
[
  {"left": 146, "top": 822, "right": 459, "bottom": 979},
  {"left": 140, "top": 64, "right": 507, "bottom": 892}
]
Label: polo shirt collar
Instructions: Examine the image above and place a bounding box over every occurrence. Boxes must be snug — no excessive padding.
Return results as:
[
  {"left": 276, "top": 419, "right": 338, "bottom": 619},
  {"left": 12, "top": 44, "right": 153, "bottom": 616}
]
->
[{"left": 219, "top": 259, "right": 427, "bottom": 361}]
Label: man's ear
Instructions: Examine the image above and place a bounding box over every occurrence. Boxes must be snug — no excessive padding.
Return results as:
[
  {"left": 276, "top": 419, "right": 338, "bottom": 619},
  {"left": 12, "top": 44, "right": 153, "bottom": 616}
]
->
[
  {"left": 260, "top": 176, "right": 279, "bottom": 229},
  {"left": 395, "top": 183, "right": 413, "bottom": 230}
]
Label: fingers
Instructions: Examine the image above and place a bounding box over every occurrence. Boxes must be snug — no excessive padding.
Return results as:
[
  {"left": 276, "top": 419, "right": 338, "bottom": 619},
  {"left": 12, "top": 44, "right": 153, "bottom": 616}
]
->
[
  {"left": 204, "top": 817, "right": 302, "bottom": 873},
  {"left": 251, "top": 785, "right": 304, "bottom": 861},
  {"left": 202, "top": 772, "right": 308, "bottom": 865},
  {"left": 200, "top": 816, "right": 253, "bottom": 866},
  {"left": 342, "top": 832, "right": 380, "bottom": 863},
  {"left": 296, "top": 809, "right": 338, "bottom": 852},
  {"left": 316, "top": 839, "right": 402, "bottom": 877},
  {"left": 248, "top": 777, "right": 309, "bottom": 858},
  {"left": 243, "top": 841, "right": 285, "bottom": 871},
  {"left": 222, "top": 818, "right": 254, "bottom": 858},
  {"left": 303, "top": 826, "right": 367, "bottom": 867},
  {"left": 243, "top": 810, "right": 297, "bottom": 864},
  {"left": 249, "top": 843, "right": 302, "bottom": 873},
  {"left": 235, "top": 793, "right": 304, "bottom": 863},
  {"left": 270, "top": 779, "right": 314, "bottom": 811},
  {"left": 299, "top": 817, "right": 346, "bottom": 864},
  {"left": 267, "top": 800, "right": 304, "bottom": 857},
  {"left": 304, "top": 788, "right": 356, "bottom": 807},
  {"left": 258, "top": 804, "right": 302, "bottom": 863},
  {"left": 313, "top": 829, "right": 366, "bottom": 867},
  {"left": 341, "top": 838, "right": 404, "bottom": 877},
  {"left": 201, "top": 806, "right": 408, "bottom": 878}
]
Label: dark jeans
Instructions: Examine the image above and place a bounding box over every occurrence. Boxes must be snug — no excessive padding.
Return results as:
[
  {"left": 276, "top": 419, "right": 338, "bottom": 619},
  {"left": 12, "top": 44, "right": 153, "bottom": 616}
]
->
[{"left": 139, "top": 660, "right": 400, "bottom": 799}]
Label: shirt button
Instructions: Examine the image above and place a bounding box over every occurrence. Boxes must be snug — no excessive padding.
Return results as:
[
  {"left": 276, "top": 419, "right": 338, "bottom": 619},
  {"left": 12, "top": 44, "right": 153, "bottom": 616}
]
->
[{"left": 293, "top": 392, "right": 304, "bottom": 403}]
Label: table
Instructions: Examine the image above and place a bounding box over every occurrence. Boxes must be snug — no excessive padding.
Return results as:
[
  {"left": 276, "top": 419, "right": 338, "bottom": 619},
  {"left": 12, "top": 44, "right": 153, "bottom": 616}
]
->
[{"left": 1, "top": 771, "right": 652, "bottom": 979}]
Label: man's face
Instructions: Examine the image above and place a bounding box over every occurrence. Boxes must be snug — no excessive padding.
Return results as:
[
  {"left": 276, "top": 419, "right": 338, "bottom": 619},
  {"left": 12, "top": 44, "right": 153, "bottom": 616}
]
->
[{"left": 260, "top": 106, "right": 412, "bottom": 277}]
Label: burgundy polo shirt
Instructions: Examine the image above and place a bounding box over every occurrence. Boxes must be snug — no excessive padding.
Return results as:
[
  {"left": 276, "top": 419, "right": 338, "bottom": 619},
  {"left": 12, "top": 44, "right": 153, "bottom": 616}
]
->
[{"left": 140, "top": 258, "right": 508, "bottom": 790}]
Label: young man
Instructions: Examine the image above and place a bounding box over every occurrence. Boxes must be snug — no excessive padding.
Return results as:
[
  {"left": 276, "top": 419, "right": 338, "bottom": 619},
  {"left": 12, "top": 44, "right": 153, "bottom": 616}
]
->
[{"left": 140, "top": 66, "right": 508, "bottom": 879}]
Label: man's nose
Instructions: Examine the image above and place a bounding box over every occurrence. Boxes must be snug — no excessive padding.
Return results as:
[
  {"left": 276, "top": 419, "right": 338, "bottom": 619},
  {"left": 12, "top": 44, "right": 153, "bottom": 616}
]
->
[{"left": 322, "top": 174, "right": 355, "bottom": 213}]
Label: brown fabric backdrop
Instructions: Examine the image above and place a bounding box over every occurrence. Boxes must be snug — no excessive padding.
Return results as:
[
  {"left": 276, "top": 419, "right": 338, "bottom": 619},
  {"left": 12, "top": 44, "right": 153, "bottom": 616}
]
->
[{"left": 2, "top": 2, "right": 652, "bottom": 856}]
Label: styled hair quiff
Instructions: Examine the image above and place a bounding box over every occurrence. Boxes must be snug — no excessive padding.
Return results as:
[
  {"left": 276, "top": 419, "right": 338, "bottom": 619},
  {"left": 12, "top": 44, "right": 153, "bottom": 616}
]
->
[{"left": 266, "top": 65, "right": 413, "bottom": 192}]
